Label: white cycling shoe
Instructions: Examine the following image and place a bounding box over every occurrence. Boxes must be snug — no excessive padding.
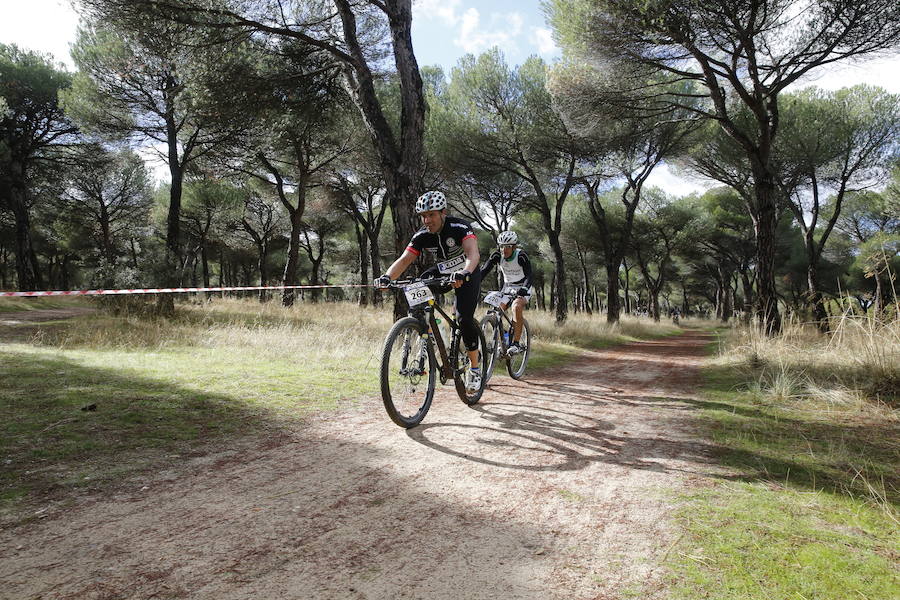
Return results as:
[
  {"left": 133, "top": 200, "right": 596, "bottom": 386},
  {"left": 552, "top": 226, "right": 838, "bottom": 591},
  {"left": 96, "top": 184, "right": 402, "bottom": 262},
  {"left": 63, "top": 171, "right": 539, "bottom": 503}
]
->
[
  {"left": 466, "top": 368, "right": 482, "bottom": 392},
  {"left": 507, "top": 342, "right": 523, "bottom": 356}
]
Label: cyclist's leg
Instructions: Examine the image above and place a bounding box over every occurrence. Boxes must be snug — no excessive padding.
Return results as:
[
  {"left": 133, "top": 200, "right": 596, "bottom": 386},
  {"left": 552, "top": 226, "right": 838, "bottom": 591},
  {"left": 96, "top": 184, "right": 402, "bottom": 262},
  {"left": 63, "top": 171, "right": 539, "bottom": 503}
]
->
[
  {"left": 454, "top": 270, "right": 482, "bottom": 366},
  {"left": 511, "top": 290, "right": 531, "bottom": 342}
]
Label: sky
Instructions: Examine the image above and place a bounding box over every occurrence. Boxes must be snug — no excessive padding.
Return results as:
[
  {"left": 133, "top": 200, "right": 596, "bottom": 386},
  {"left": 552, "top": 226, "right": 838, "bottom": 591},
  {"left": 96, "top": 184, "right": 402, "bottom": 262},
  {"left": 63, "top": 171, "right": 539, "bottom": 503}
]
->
[{"left": 2, "top": 0, "right": 899, "bottom": 194}]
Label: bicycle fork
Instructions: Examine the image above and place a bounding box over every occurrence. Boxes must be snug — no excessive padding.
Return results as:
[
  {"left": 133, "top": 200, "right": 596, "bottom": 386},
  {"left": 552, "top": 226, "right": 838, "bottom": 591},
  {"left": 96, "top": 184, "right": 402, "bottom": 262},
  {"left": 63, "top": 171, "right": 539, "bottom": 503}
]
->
[{"left": 398, "top": 328, "right": 429, "bottom": 379}]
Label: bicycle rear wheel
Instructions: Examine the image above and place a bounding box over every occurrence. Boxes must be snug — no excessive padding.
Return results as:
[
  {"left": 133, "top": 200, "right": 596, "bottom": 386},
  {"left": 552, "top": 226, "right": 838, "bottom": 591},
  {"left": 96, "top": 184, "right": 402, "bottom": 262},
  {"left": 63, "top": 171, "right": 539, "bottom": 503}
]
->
[
  {"left": 479, "top": 314, "right": 500, "bottom": 385},
  {"left": 379, "top": 317, "right": 436, "bottom": 428},
  {"left": 506, "top": 318, "right": 531, "bottom": 380},
  {"left": 452, "top": 319, "right": 488, "bottom": 405}
]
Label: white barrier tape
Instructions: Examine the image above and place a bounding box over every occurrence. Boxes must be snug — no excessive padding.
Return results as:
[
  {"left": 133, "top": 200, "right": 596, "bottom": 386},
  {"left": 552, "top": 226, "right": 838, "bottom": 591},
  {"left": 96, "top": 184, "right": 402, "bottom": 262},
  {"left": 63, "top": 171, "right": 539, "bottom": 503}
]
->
[{"left": 0, "top": 284, "right": 369, "bottom": 298}]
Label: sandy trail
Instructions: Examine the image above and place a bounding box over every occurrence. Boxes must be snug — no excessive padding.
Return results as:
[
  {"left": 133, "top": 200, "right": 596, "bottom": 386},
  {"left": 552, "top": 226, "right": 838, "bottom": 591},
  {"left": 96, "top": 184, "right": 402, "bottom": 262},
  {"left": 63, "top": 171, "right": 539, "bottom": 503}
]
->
[{"left": 0, "top": 330, "right": 716, "bottom": 600}]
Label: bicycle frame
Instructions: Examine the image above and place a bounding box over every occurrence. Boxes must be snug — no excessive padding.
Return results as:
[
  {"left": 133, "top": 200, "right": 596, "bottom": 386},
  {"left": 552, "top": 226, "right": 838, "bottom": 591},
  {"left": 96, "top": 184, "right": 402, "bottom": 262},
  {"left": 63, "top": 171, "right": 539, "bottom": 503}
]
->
[
  {"left": 399, "top": 279, "right": 465, "bottom": 384},
  {"left": 485, "top": 302, "right": 517, "bottom": 354}
]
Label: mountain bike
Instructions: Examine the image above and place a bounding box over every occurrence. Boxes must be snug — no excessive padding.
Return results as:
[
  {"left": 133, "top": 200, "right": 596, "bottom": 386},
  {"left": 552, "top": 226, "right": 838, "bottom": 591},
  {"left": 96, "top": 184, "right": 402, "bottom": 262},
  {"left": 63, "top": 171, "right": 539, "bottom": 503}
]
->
[
  {"left": 478, "top": 287, "right": 531, "bottom": 384},
  {"left": 377, "top": 276, "right": 488, "bottom": 428}
]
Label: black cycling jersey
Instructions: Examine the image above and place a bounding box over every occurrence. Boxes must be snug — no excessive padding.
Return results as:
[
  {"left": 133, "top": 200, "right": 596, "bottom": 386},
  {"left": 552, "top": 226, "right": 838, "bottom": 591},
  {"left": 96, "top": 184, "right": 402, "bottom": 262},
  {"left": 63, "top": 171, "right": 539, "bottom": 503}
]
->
[
  {"left": 406, "top": 216, "right": 481, "bottom": 351},
  {"left": 480, "top": 248, "right": 533, "bottom": 289},
  {"left": 406, "top": 216, "right": 477, "bottom": 275}
]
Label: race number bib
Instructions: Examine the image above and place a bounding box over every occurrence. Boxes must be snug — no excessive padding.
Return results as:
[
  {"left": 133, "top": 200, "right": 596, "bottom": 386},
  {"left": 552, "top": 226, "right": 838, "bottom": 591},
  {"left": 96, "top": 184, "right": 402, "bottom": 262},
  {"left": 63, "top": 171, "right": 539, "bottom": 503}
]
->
[
  {"left": 437, "top": 254, "right": 466, "bottom": 274},
  {"left": 483, "top": 291, "right": 505, "bottom": 307},
  {"left": 403, "top": 281, "right": 434, "bottom": 306}
]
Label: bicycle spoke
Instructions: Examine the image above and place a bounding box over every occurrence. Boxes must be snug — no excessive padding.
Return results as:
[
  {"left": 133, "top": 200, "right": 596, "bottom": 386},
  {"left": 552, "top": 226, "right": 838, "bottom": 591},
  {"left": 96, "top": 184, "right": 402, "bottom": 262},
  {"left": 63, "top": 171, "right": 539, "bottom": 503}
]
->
[
  {"left": 507, "top": 318, "right": 530, "bottom": 380},
  {"left": 380, "top": 319, "right": 435, "bottom": 427}
]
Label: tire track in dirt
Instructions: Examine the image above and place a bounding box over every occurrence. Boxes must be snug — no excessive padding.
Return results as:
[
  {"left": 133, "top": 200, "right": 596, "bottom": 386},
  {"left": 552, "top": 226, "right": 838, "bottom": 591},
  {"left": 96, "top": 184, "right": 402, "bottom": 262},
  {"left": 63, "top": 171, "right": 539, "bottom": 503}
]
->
[{"left": 0, "top": 330, "right": 719, "bottom": 600}]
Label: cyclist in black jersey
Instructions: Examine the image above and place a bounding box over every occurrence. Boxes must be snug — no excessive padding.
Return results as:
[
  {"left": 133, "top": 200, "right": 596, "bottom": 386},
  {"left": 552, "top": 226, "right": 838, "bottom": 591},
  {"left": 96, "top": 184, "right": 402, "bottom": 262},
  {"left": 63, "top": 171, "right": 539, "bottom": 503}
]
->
[
  {"left": 374, "top": 191, "right": 483, "bottom": 391},
  {"left": 479, "top": 230, "right": 532, "bottom": 355}
]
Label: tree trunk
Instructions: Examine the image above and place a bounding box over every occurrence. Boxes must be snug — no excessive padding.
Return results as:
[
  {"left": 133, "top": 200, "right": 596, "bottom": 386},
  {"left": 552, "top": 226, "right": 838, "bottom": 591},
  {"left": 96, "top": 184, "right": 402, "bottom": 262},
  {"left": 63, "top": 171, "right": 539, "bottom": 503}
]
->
[
  {"left": 335, "top": 0, "right": 425, "bottom": 320},
  {"left": 621, "top": 261, "right": 631, "bottom": 315},
  {"left": 99, "top": 205, "right": 114, "bottom": 266},
  {"left": 804, "top": 246, "right": 829, "bottom": 332},
  {"left": 281, "top": 193, "right": 305, "bottom": 307},
  {"left": 577, "top": 242, "right": 592, "bottom": 315},
  {"left": 548, "top": 232, "right": 567, "bottom": 324},
  {"left": 355, "top": 222, "right": 369, "bottom": 307},
  {"left": 200, "top": 239, "right": 210, "bottom": 288},
  {"left": 650, "top": 287, "right": 661, "bottom": 322},
  {"left": 717, "top": 265, "right": 733, "bottom": 323},
  {"left": 740, "top": 269, "right": 754, "bottom": 324},
  {"left": 605, "top": 260, "right": 621, "bottom": 324},
  {"left": 751, "top": 174, "right": 782, "bottom": 334},
  {"left": 257, "top": 242, "right": 269, "bottom": 303},
  {"left": 7, "top": 172, "right": 43, "bottom": 290},
  {"left": 535, "top": 272, "right": 546, "bottom": 311},
  {"left": 383, "top": 175, "right": 420, "bottom": 319},
  {"left": 310, "top": 258, "right": 323, "bottom": 303},
  {"left": 130, "top": 238, "right": 140, "bottom": 271},
  {"left": 156, "top": 141, "right": 184, "bottom": 316},
  {"left": 369, "top": 235, "right": 382, "bottom": 308},
  {"left": 61, "top": 254, "right": 72, "bottom": 290},
  {"left": 0, "top": 244, "right": 8, "bottom": 289},
  {"left": 571, "top": 280, "right": 579, "bottom": 314}
]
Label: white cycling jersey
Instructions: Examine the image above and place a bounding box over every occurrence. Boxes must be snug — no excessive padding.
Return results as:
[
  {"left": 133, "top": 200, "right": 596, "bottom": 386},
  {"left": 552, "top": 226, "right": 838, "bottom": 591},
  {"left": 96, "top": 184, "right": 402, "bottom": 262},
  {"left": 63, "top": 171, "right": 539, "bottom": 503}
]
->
[{"left": 480, "top": 249, "right": 532, "bottom": 288}]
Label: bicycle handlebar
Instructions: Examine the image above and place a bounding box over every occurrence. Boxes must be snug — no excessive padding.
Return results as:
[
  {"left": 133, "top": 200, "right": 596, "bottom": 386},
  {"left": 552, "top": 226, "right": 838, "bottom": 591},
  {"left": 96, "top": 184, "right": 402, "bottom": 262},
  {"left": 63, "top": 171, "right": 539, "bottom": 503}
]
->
[{"left": 375, "top": 274, "right": 469, "bottom": 289}]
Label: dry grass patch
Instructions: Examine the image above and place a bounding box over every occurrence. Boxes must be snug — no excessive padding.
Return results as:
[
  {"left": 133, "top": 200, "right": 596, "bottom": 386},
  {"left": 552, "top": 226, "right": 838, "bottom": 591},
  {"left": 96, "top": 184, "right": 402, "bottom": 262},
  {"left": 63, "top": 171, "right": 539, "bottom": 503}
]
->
[{"left": 714, "top": 313, "right": 900, "bottom": 406}]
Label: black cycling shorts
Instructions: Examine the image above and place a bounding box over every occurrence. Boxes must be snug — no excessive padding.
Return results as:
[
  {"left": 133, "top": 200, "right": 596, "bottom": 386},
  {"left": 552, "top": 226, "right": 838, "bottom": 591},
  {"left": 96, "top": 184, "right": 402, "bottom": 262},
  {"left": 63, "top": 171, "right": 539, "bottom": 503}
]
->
[{"left": 422, "top": 267, "right": 482, "bottom": 352}]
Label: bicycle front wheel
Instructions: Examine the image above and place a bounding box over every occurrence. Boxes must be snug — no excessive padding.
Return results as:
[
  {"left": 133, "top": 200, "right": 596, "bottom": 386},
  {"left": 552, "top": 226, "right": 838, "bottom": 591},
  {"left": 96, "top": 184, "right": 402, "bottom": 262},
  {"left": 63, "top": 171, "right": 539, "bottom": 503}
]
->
[
  {"left": 506, "top": 318, "right": 531, "bottom": 380},
  {"left": 452, "top": 319, "right": 488, "bottom": 405},
  {"left": 479, "top": 314, "right": 500, "bottom": 385},
  {"left": 379, "top": 317, "right": 436, "bottom": 428}
]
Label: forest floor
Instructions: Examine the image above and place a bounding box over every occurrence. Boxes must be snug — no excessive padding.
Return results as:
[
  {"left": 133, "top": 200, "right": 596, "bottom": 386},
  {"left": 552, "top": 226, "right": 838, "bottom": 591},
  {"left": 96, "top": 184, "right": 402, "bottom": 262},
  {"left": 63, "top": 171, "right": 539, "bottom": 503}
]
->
[{"left": 1, "top": 310, "right": 719, "bottom": 599}]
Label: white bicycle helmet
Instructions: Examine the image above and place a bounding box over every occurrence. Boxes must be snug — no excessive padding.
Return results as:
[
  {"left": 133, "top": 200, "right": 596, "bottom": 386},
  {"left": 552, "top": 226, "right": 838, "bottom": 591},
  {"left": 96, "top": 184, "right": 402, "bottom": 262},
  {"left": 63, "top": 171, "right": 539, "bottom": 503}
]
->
[
  {"left": 415, "top": 190, "right": 447, "bottom": 213},
  {"left": 497, "top": 230, "right": 518, "bottom": 245}
]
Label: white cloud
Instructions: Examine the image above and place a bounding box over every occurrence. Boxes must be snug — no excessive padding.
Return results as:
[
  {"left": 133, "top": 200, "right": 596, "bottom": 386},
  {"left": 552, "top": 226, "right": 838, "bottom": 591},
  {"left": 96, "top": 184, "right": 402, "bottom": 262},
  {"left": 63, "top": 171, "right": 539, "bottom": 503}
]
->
[
  {"left": 0, "top": 0, "right": 80, "bottom": 69},
  {"left": 413, "top": 0, "right": 463, "bottom": 26},
  {"left": 454, "top": 8, "right": 524, "bottom": 55},
  {"left": 530, "top": 27, "right": 557, "bottom": 56},
  {"left": 794, "top": 54, "right": 900, "bottom": 94},
  {"left": 645, "top": 164, "right": 714, "bottom": 197}
]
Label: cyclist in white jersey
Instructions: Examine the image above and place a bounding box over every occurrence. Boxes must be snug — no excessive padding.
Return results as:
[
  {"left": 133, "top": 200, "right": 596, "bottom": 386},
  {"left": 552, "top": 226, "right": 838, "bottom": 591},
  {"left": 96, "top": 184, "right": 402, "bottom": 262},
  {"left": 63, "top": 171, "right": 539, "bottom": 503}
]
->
[{"left": 479, "top": 230, "right": 533, "bottom": 355}]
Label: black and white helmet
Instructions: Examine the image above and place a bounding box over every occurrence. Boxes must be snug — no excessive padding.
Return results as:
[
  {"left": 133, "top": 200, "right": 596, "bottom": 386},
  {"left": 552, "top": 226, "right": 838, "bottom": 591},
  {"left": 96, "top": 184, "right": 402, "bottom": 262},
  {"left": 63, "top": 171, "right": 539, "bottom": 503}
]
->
[
  {"left": 415, "top": 190, "right": 447, "bottom": 213},
  {"left": 497, "top": 230, "right": 518, "bottom": 246}
]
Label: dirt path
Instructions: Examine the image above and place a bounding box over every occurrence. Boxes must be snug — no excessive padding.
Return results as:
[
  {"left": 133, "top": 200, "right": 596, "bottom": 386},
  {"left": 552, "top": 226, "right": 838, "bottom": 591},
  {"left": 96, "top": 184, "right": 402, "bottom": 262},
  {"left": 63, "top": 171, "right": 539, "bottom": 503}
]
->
[{"left": 0, "top": 331, "right": 717, "bottom": 600}]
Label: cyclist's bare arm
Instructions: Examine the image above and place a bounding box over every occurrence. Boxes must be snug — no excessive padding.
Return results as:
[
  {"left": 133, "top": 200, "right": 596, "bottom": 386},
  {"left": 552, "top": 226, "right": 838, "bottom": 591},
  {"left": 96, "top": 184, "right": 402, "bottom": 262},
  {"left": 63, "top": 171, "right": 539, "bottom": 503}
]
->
[
  {"left": 384, "top": 249, "right": 418, "bottom": 280},
  {"left": 460, "top": 236, "right": 480, "bottom": 274}
]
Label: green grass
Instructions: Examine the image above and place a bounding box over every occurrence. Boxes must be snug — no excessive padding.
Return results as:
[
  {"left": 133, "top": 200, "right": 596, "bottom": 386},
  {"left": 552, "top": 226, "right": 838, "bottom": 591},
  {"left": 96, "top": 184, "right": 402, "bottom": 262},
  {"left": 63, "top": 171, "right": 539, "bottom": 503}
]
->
[
  {"left": 670, "top": 486, "right": 899, "bottom": 599},
  {"left": 665, "top": 343, "right": 900, "bottom": 599}
]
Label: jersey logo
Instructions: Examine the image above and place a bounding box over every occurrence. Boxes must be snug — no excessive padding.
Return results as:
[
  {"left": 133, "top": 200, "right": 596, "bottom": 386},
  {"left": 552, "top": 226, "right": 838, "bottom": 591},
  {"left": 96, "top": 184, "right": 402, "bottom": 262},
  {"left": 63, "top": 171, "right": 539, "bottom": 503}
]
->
[{"left": 446, "top": 238, "right": 456, "bottom": 248}]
